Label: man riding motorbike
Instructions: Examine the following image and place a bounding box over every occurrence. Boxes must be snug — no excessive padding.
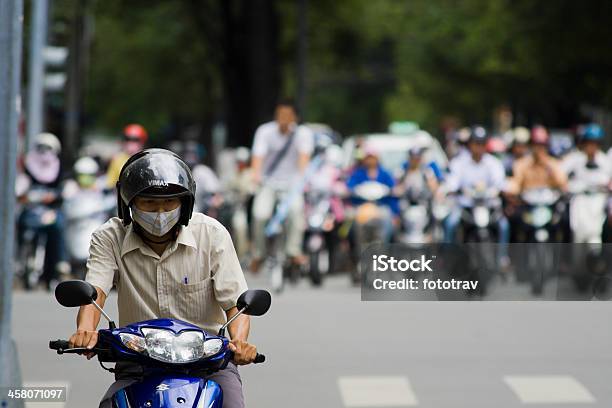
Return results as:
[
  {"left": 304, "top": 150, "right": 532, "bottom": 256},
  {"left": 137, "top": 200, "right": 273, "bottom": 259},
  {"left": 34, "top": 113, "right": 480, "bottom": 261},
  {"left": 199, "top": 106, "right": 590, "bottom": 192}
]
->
[
  {"left": 502, "top": 126, "right": 531, "bottom": 177},
  {"left": 249, "top": 99, "right": 314, "bottom": 273},
  {"left": 346, "top": 146, "right": 400, "bottom": 244},
  {"left": 68, "top": 149, "right": 256, "bottom": 408},
  {"left": 397, "top": 147, "right": 440, "bottom": 198},
  {"left": 508, "top": 125, "right": 568, "bottom": 195},
  {"left": 562, "top": 123, "right": 611, "bottom": 188},
  {"left": 226, "top": 147, "right": 256, "bottom": 259},
  {"left": 507, "top": 125, "right": 569, "bottom": 241},
  {"left": 16, "top": 132, "right": 70, "bottom": 289},
  {"left": 63, "top": 157, "right": 115, "bottom": 279},
  {"left": 507, "top": 126, "right": 569, "bottom": 292},
  {"left": 443, "top": 126, "right": 509, "bottom": 247},
  {"left": 396, "top": 147, "right": 440, "bottom": 243},
  {"left": 563, "top": 124, "right": 611, "bottom": 242}
]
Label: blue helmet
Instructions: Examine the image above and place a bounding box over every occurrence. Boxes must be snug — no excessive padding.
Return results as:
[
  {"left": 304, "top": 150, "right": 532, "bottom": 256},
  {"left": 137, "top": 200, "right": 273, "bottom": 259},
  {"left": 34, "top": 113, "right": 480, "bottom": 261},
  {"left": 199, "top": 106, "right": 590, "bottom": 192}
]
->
[{"left": 581, "top": 123, "right": 604, "bottom": 142}]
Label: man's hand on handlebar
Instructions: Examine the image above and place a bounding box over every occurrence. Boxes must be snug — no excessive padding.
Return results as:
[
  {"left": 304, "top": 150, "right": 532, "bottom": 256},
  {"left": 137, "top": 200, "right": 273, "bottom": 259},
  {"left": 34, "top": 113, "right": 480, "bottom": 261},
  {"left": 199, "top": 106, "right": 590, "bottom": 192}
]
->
[
  {"left": 228, "top": 339, "right": 257, "bottom": 365},
  {"left": 69, "top": 328, "right": 98, "bottom": 360}
]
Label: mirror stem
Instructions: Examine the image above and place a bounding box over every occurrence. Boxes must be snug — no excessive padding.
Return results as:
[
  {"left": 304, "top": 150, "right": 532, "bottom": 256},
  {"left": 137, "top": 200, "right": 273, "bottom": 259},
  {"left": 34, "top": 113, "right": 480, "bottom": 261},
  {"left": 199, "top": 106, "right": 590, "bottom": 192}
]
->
[
  {"left": 91, "top": 300, "right": 116, "bottom": 329},
  {"left": 218, "top": 306, "right": 247, "bottom": 337}
]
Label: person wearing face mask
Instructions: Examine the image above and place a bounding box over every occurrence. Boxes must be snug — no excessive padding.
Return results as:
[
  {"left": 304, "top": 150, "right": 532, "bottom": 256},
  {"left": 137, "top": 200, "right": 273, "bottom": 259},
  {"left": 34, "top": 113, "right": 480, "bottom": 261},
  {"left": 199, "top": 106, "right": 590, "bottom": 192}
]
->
[
  {"left": 16, "top": 132, "right": 70, "bottom": 289},
  {"left": 69, "top": 149, "right": 255, "bottom": 408}
]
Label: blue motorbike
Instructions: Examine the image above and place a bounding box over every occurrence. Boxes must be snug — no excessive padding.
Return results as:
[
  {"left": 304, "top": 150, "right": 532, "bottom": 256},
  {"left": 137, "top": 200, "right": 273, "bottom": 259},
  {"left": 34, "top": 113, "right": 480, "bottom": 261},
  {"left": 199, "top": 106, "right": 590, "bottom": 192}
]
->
[{"left": 49, "top": 280, "right": 271, "bottom": 407}]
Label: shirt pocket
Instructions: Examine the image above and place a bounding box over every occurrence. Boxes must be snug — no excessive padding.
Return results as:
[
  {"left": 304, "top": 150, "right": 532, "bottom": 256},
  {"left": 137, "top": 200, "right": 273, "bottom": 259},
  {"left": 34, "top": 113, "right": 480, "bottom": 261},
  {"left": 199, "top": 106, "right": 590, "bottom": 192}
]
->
[{"left": 176, "top": 277, "right": 213, "bottom": 323}]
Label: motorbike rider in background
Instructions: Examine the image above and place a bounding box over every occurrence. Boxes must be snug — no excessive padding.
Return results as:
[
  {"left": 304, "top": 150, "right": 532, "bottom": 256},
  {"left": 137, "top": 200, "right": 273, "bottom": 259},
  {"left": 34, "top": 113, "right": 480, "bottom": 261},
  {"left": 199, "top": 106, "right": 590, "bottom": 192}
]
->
[
  {"left": 306, "top": 141, "right": 347, "bottom": 220},
  {"left": 249, "top": 99, "right": 314, "bottom": 273},
  {"left": 501, "top": 126, "right": 531, "bottom": 242},
  {"left": 228, "top": 147, "right": 256, "bottom": 200},
  {"left": 63, "top": 156, "right": 104, "bottom": 198},
  {"left": 447, "top": 126, "right": 472, "bottom": 160},
  {"left": 441, "top": 126, "right": 510, "bottom": 271},
  {"left": 563, "top": 124, "right": 611, "bottom": 243},
  {"left": 507, "top": 125, "right": 569, "bottom": 246},
  {"left": 181, "top": 140, "right": 225, "bottom": 219},
  {"left": 396, "top": 147, "right": 440, "bottom": 200},
  {"left": 442, "top": 126, "right": 510, "bottom": 264},
  {"left": 503, "top": 127, "right": 531, "bottom": 176},
  {"left": 346, "top": 146, "right": 400, "bottom": 243},
  {"left": 16, "top": 133, "right": 70, "bottom": 289},
  {"left": 226, "top": 147, "right": 257, "bottom": 259},
  {"left": 63, "top": 157, "right": 114, "bottom": 279},
  {"left": 562, "top": 124, "right": 611, "bottom": 185},
  {"left": 105, "top": 124, "right": 148, "bottom": 188},
  {"left": 507, "top": 125, "right": 568, "bottom": 195}
]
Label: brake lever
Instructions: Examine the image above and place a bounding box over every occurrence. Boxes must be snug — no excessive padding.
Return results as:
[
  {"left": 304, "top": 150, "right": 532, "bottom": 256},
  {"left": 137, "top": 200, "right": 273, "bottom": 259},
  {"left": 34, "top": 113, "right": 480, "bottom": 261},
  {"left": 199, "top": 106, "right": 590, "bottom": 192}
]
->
[
  {"left": 55, "top": 347, "right": 90, "bottom": 355},
  {"left": 55, "top": 346, "right": 111, "bottom": 356}
]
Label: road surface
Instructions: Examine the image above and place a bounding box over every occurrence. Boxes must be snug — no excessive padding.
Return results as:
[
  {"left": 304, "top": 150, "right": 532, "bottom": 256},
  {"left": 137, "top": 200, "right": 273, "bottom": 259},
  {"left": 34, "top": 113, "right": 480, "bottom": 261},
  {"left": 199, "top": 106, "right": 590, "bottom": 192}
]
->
[{"left": 10, "top": 273, "right": 612, "bottom": 407}]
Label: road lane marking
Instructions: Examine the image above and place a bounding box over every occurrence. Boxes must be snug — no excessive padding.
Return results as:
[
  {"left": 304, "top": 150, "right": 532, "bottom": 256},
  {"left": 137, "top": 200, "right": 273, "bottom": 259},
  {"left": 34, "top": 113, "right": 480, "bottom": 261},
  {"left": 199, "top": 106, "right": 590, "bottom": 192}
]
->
[
  {"left": 504, "top": 375, "right": 596, "bottom": 404},
  {"left": 338, "top": 376, "right": 418, "bottom": 407},
  {"left": 23, "top": 381, "right": 69, "bottom": 408}
]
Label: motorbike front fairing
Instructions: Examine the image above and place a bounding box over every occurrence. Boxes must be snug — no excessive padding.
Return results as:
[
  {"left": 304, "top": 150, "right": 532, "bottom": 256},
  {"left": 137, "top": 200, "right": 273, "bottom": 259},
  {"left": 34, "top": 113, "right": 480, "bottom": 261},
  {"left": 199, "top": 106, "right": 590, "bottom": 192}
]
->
[
  {"left": 113, "top": 376, "right": 223, "bottom": 408},
  {"left": 95, "top": 318, "right": 231, "bottom": 408}
]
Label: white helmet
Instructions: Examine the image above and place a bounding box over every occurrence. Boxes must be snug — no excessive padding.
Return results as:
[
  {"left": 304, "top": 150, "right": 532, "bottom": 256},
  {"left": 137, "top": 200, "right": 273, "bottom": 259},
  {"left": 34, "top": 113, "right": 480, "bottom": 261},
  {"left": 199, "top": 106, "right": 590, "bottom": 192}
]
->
[
  {"left": 235, "top": 146, "right": 250, "bottom": 163},
  {"left": 74, "top": 156, "right": 99, "bottom": 175},
  {"left": 511, "top": 127, "right": 530, "bottom": 145},
  {"left": 34, "top": 132, "right": 61, "bottom": 154}
]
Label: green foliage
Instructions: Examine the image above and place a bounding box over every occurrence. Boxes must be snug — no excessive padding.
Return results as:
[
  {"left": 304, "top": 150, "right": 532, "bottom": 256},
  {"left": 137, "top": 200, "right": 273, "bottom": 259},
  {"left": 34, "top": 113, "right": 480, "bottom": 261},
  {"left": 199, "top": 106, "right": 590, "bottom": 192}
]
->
[
  {"left": 74, "top": 0, "right": 612, "bottom": 140},
  {"left": 85, "top": 1, "right": 217, "bottom": 138},
  {"left": 384, "top": 0, "right": 612, "bottom": 129}
]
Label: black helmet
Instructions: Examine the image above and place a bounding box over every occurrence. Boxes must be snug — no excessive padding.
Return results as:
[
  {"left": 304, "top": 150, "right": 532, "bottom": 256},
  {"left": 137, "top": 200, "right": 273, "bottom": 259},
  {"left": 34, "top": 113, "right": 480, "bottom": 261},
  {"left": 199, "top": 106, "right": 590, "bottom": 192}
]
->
[
  {"left": 469, "top": 125, "right": 488, "bottom": 144},
  {"left": 117, "top": 148, "right": 196, "bottom": 226}
]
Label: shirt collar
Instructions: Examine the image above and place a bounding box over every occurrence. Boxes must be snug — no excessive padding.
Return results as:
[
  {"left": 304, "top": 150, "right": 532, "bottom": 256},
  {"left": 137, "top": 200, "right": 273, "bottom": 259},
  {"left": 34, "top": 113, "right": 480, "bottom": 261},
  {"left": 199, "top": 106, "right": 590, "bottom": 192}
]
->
[
  {"left": 176, "top": 224, "right": 197, "bottom": 249},
  {"left": 121, "top": 223, "right": 197, "bottom": 258},
  {"left": 121, "top": 223, "right": 142, "bottom": 257}
]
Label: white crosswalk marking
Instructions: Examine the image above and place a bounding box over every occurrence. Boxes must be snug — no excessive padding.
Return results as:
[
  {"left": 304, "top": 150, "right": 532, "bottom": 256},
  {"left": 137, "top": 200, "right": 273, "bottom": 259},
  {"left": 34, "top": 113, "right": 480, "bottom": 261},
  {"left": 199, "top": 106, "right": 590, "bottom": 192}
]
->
[
  {"left": 504, "top": 375, "right": 596, "bottom": 404},
  {"left": 338, "top": 376, "right": 418, "bottom": 407},
  {"left": 23, "top": 381, "right": 69, "bottom": 408}
]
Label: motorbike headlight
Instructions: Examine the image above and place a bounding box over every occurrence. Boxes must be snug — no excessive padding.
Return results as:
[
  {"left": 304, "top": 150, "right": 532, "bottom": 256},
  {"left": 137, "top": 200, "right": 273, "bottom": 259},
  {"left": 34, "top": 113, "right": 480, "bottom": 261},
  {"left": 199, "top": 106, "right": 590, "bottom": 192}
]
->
[
  {"left": 202, "top": 338, "right": 223, "bottom": 357},
  {"left": 531, "top": 207, "right": 552, "bottom": 228},
  {"left": 119, "top": 333, "right": 146, "bottom": 353},
  {"left": 141, "top": 328, "right": 205, "bottom": 364},
  {"left": 308, "top": 213, "right": 324, "bottom": 228},
  {"left": 473, "top": 206, "right": 490, "bottom": 228}
]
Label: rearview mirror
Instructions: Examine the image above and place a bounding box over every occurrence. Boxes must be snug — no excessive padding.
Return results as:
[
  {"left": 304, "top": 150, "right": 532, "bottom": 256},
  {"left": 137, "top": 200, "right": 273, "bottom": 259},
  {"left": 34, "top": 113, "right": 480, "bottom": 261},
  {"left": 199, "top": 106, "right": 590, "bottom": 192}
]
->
[
  {"left": 55, "top": 280, "right": 97, "bottom": 307},
  {"left": 237, "top": 290, "right": 271, "bottom": 316}
]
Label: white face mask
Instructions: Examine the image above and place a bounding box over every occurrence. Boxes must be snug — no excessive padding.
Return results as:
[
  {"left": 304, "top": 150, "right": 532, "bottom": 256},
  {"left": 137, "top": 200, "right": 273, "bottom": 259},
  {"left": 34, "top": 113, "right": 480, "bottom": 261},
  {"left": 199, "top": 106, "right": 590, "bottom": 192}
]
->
[{"left": 131, "top": 205, "right": 182, "bottom": 237}]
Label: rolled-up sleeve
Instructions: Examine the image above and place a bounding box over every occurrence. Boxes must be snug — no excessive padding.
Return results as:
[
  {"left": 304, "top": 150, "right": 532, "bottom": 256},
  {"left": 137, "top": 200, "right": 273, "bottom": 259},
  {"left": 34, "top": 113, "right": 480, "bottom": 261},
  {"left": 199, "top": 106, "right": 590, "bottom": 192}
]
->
[
  {"left": 85, "top": 227, "right": 118, "bottom": 296},
  {"left": 210, "top": 224, "right": 248, "bottom": 311}
]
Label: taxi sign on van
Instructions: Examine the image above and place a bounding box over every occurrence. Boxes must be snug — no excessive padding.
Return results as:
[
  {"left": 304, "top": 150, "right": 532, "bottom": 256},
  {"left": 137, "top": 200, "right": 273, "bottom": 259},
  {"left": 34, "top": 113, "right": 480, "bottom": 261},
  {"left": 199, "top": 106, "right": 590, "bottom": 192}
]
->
[{"left": 388, "top": 121, "right": 419, "bottom": 135}]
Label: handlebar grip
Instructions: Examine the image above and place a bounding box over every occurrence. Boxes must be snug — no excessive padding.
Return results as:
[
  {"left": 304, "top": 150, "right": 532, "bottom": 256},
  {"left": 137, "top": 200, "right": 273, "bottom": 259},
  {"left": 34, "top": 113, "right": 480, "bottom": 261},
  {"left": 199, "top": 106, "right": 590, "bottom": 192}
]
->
[
  {"left": 253, "top": 353, "right": 265, "bottom": 364},
  {"left": 49, "top": 340, "right": 70, "bottom": 350}
]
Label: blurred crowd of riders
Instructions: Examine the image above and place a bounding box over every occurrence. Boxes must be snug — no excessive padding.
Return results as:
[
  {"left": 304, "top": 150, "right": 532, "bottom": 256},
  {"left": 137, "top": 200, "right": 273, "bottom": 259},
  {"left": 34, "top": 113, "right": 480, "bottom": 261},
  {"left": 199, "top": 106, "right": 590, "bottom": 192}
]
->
[{"left": 13, "top": 98, "right": 612, "bottom": 291}]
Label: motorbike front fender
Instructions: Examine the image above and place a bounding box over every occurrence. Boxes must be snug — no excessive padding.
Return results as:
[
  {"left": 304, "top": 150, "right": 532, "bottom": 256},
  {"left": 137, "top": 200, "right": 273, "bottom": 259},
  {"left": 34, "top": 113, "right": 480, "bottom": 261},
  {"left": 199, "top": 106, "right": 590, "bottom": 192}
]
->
[{"left": 114, "top": 376, "right": 222, "bottom": 408}]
